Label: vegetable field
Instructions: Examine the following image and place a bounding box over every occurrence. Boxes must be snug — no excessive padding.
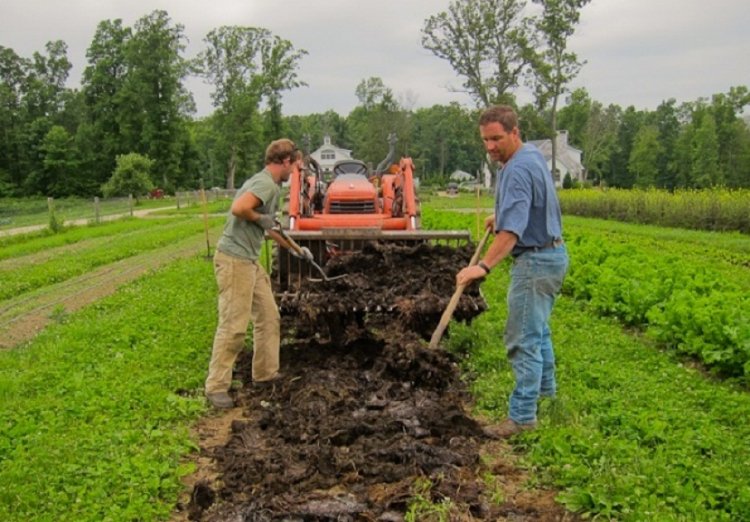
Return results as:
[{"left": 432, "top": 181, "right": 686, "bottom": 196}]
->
[{"left": 0, "top": 202, "right": 749, "bottom": 520}]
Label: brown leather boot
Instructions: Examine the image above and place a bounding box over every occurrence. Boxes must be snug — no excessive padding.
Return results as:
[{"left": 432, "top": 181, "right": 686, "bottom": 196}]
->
[
  {"left": 484, "top": 418, "right": 537, "bottom": 439},
  {"left": 206, "top": 391, "right": 234, "bottom": 409}
]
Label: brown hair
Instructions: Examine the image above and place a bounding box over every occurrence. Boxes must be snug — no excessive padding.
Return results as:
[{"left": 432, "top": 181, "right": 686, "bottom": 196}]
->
[
  {"left": 479, "top": 105, "right": 519, "bottom": 133},
  {"left": 265, "top": 139, "right": 297, "bottom": 164}
]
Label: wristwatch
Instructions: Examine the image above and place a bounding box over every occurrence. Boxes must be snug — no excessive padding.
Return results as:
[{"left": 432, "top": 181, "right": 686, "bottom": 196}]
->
[{"left": 478, "top": 261, "right": 491, "bottom": 274}]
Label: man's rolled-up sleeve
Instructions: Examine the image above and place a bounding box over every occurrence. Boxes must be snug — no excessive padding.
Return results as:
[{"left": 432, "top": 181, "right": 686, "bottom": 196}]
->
[{"left": 495, "top": 170, "right": 532, "bottom": 238}]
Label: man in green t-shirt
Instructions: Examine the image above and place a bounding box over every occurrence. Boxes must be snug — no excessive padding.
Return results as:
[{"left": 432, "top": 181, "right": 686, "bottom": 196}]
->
[{"left": 205, "top": 139, "right": 312, "bottom": 409}]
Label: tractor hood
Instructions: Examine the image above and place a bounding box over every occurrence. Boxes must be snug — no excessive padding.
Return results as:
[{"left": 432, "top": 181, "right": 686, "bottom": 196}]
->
[{"left": 327, "top": 174, "right": 377, "bottom": 200}]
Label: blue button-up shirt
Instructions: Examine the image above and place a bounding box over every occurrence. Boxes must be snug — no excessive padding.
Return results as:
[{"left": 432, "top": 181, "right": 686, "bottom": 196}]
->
[{"left": 494, "top": 143, "right": 563, "bottom": 254}]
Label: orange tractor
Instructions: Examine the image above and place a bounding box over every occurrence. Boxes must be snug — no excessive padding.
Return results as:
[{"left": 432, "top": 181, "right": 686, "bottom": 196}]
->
[{"left": 272, "top": 136, "right": 471, "bottom": 295}]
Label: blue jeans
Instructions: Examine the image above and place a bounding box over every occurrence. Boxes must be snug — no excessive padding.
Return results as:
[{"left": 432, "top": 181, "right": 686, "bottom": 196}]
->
[{"left": 504, "top": 245, "right": 569, "bottom": 424}]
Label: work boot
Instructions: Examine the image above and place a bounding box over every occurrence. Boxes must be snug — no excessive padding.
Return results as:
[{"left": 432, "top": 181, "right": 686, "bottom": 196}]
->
[
  {"left": 253, "top": 373, "right": 283, "bottom": 388},
  {"left": 206, "top": 391, "right": 234, "bottom": 409},
  {"left": 483, "top": 418, "right": 537, "bottom": 439}
]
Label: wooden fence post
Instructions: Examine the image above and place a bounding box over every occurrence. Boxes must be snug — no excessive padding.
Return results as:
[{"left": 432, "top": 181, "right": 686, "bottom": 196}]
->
[
  {"left": 94, "top": 196, "right": 101, "bottom": 224},
  {"left": 128, "top": 194, "right": 134, "bottom": 217},
  {"left": 199, "top": 180, "right": 211, "bottom": 258}
]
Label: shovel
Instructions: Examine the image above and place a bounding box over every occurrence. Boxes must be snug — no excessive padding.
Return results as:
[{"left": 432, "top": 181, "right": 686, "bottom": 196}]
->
[
  {"left": 428, "top": 227, "right": 492, "bottom": 350},
  {"left": 273, "top": 222, "right": 347, "bottom": 282}
]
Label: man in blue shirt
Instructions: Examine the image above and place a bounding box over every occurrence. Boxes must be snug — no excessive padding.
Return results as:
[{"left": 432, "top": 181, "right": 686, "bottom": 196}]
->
[{"left": 457, "top": 105, "right": 569, "bottom": 438}]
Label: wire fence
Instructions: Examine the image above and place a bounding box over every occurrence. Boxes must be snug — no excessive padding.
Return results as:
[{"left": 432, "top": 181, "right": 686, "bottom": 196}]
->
[{"left": 0, "top": 188, "right": 241, "bottom": 233}]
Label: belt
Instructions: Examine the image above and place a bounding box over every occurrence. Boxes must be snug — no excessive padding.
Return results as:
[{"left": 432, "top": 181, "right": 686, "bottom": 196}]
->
[{"left": 512, "top": 238, "right": 564, "bottom": 258}]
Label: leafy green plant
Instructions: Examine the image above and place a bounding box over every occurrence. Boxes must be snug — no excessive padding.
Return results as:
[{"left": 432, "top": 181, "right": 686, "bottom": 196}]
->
[
  {"left": 405, "top": 478, "right": 456, "bottom": 522},
  {"left": 431, "top": 208, "right": 750, "bottom": 520},
  {"left": 563, "top": 224, "right": 750, "bottom": 380},
  {"left": 0, "top": 257, "right": 215, "bottom": 521}
]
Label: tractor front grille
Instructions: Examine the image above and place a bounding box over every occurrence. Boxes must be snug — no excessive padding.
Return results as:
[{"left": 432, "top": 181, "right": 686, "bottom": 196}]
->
[{"left": 328, "top": 200, "right": 376, "bottom": 214}]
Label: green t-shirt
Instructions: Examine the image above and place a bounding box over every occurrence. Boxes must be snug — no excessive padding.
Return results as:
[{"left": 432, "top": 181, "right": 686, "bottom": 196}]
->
[{"left": 216, "top": 168, "right": 280, "bottom": 260}]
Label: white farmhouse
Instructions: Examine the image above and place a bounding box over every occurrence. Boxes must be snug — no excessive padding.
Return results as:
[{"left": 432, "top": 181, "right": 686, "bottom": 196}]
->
[
  {"left": 528, "top": 130, "right": 585, "bottom": 187},
  {"left": 309, "top": 135, "right": 353, "bottom": 174}
]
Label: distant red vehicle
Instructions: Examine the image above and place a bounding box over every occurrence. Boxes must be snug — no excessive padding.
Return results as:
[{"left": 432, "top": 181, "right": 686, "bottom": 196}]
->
[{"left": 149, "top": 188, "right": 164, "bottom": 199}]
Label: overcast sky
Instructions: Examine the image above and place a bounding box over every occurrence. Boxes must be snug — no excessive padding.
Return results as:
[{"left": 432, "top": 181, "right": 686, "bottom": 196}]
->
[{"left": 2, "top": 0, "right": 749, "bottom": 117}]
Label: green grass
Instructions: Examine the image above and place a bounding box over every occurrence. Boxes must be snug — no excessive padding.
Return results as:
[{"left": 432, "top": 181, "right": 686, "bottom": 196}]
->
[
  {"left": 0, "top": 256, "right": 217, "bottom": 521},
  {"left": 438, "top": 212, "right": 750, "bottom": 520},
  {"left": 420, "top": 191, "right": 494, "bottom": 210},
  {"left": 449, "top": 287, "right": 750, "bottom": 520}
]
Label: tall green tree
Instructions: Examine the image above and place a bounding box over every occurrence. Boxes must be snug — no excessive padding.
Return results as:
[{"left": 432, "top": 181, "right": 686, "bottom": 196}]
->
[
  {"left": 650, "top": 99, "right": 680, "bottom": 189},
  {"left": 348, "top": 77, "right": 411, "bottom": 165},
  {"left": 80, "top": 19, "right": 132, "bottom": 188},
  {"left": 628, "top": 125, "right": 661, "bottom": 188},
  {"left": 581, "top": 101, "right": 619, "bottom": 184},
  {"left": 708, "top": 87, "right": 750, "bottom": 188},
  {"left": 14, "top": 41, "right": 75, "bottom": 195},
  {"left": 24, "top": 41, "right": 72, "bottom": 121},
  {"left": 195, "top": 26, "right": 306, "bottom": 188},
  {"left": 607, "top": 106, "right": 645, "bottom": 188},
  {"left": 260, "top": 34, "right": 307, "bottom": 143},
  {"left": 691, "top": 113, "right": 722, "bottom": 188},
  {"left": 0, "top": 46, "right": 28, "bottom": 191},
  {"left": 410, "top": 103, "right": 482, "bottom": 180},
  {"left": 120, "top": 10, "right": 195, "bottom": 191},
  {"left": 421, "top": 0, "right": 535, "bottom": 107},
  {"left": 557, "top": 87, "right": 590, "bottom": 146},
  {"left": 42, "top": 125, "right": 83, "bottom": 196},
  {"left": 529, "top": 0, "right": 590, "bottom": 177},
  {"left": 517, "top": 102, "right": 553, "bottom": 140}
]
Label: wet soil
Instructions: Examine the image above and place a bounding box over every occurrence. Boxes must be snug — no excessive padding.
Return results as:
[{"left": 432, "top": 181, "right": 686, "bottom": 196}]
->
[
  {"left": 182, "top": 241, "right": 573, "bottom": 521},
  {"left": 277, "top": 241, "right": 487, "bottom": 341}
]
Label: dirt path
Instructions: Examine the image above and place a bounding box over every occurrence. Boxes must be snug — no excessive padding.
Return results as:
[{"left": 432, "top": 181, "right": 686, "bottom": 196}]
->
[
  {"left": 0, "top": 228, "right": 219, "bottom": 349},
  {"left": 0, "top": 205, "right": 177, "bottom": 238}
]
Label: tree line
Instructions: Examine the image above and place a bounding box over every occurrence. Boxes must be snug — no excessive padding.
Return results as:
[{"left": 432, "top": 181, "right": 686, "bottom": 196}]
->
[{"left": 1, "top": 2, "right": 748, "bottom": 199}]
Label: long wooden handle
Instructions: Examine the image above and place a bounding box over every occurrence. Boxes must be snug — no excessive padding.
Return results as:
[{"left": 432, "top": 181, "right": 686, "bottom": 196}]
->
[
  {"left": 428, "top": 228, "right": 492, "bottom": 350},
  {"left": 273, "top": 220, "right": 305, "bottom": 256}
]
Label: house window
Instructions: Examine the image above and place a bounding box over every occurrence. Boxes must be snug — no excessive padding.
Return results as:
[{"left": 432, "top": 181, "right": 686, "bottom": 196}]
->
[{"left": 321, "top": 151, "right": 335, "bottom": 160}]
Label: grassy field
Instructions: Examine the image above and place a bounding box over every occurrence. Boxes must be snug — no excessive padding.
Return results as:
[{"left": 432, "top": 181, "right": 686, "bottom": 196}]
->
[{"left": 0, "top": 205, "right": 749, "bottom": 520}]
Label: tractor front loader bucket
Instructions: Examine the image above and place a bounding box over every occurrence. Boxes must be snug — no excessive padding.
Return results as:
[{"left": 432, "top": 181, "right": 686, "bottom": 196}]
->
[
  {"left": 268, "top": 228, "right": 487, "bottom": 342},
  {"left": 272, "top": 229, "right": 472, "bottom": 295}
]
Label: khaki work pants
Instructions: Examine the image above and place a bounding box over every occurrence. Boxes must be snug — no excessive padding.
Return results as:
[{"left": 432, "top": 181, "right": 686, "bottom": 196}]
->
[{"left": 205, "top": 250, "right": 280, "bottom": 394}]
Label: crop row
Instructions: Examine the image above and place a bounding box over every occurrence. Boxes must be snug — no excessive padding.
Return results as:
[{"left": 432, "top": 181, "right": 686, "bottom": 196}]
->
[
  {"left": 559, "top": 187, "right": 750, "bottom": 233},
  {"left": 0, "top": 217, "right": 222, "bottom": 301},
  {"left": 563, "top": 227, "right": 750, "bottom": 381},
  {"left": 425, "top": 208, "right": 750, "bottom": 381},
  {"left": 0, "top": 217, "right": 184, "bottom": 260}
]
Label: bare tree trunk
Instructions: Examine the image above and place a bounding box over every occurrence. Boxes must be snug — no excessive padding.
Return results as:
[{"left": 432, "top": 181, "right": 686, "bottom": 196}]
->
[
  {"left": 439, "top": 139, "right": 446, "bottom": 177},
  {"left": 226, "top": 147, "right": 237, "bottom": 190},
  {"left": 551, "top": 93, "right": 559, "bottom": 182}
]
